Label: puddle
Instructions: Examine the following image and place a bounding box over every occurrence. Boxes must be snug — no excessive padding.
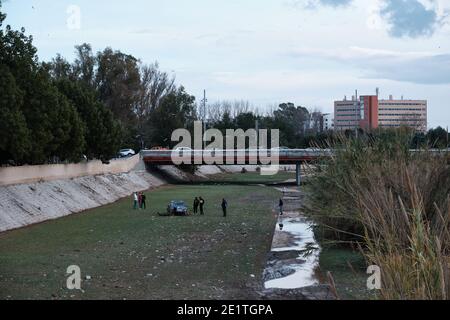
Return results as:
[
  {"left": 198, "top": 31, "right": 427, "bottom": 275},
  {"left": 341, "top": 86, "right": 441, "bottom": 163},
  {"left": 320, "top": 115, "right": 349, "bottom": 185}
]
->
[{"left": 264, "top": 217, "right": 321, "bottom": 289}]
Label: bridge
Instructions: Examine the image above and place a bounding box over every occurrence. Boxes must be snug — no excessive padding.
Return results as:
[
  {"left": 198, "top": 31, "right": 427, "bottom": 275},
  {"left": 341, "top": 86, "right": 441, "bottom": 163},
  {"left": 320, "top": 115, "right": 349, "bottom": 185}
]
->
[{"left": 141, "top": 149, "right": 332, "bottom": 186}]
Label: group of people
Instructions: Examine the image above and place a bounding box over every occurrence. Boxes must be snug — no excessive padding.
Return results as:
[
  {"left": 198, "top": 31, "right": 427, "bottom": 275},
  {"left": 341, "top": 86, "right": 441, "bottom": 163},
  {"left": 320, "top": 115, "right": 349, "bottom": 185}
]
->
[
  {"left": 131, "top": 192, "right": 228, "bottom": 217},
  {"left": 133, "top": 192, "right": 147, "bottom": 210},
  {"left": 192, "top": 197, "right": 228, "bottom": 217},
  {"left": 192, "top": 197, "right": 205, "bottom": 215}
]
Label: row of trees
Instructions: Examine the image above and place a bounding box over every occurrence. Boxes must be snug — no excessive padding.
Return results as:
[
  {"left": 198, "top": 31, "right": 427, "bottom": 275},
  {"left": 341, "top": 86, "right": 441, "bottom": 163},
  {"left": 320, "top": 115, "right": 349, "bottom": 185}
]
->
[
  {"left": 44, "top": 44, "right": 196, "bottom": 153},
  {"left": 1, "top": 1, "right": 447, "bottom": 165},
  {"left": 0, "top": 4, "right": 123, "bottom": 165},
  {"left": 202, "top": 102, "right": 324, "bottom": 148},
  {"left": 0, "top": 2, "right": 196, "bottom": 165}
]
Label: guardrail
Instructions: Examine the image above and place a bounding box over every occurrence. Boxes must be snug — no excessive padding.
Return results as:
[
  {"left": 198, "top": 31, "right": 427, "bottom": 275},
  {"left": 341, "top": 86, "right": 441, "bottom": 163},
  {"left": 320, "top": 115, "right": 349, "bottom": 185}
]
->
[{"left": 141, "top": 149, "right": 334, "bottom": 165}]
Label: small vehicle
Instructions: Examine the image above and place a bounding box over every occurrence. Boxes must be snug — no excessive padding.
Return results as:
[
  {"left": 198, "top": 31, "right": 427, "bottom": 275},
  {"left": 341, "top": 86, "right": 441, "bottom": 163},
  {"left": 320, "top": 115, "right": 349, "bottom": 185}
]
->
[
  {"left": 167, "top": 200, "right": 189, "bottom": 216},
  {"left": 119, "top": 149, "right": 136, "bottom": 157}
]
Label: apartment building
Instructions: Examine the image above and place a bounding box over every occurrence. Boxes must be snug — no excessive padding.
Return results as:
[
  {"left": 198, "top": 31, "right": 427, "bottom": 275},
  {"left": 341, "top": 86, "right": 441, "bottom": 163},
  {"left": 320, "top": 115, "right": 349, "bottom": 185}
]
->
[
  {"left": 334, "top": 91, "right": 427, "bottom": 132},
  {"left": 378, "top": 96, "right": 427, "bottom": 132},
  {"left": 322, "top": 113, "right": 334, "bottom": 131}
]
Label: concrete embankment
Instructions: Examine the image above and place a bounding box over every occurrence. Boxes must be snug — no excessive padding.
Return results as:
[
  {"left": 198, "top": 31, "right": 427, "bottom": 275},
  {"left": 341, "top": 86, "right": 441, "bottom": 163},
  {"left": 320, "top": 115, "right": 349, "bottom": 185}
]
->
[
  {"left": 0, "top": 162, "right": 263, "bottom": 233},
  {"left": 0, "top": 169, "right": 165, "bottom": 233}
]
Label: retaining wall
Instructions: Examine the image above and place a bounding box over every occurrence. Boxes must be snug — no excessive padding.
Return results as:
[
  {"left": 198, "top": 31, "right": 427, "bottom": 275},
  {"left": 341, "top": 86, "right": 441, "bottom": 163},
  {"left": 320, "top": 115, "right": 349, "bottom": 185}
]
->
[{"left": 0, "top": 155, "right": 140, "bottom": 186}]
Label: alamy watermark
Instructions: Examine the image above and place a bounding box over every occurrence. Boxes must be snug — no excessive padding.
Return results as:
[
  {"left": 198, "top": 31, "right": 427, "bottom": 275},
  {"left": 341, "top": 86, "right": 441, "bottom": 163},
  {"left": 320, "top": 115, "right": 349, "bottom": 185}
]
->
[
  {"left": 66, "top": 265, "right": 82, "bottom": 290},
  {"left": 367, "top": 265, "right": 381, "bottom": 290},
  {"left": 171, "top": 121, "right": 281, "bottom": 175}
]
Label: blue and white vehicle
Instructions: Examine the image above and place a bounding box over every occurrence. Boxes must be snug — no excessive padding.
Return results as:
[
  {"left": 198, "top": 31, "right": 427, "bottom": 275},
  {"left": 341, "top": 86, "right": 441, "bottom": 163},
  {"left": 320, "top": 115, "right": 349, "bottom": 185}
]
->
[{"left": 167, "top": 200, "right": 189, "bottom": 216}]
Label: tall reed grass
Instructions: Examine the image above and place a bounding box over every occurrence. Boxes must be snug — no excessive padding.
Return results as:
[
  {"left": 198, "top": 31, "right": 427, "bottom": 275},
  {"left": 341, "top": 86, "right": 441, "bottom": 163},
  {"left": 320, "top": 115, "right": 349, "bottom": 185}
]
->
[{"left": 305, "top": 129, "right": 450, "bottom": 299}]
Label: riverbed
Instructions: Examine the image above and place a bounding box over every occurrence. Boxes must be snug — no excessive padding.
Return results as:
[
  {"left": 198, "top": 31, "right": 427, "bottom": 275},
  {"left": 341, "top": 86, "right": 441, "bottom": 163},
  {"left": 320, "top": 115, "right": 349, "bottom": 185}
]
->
[{"left": 263, "top": 188, "right": 321, "bottom": 290}]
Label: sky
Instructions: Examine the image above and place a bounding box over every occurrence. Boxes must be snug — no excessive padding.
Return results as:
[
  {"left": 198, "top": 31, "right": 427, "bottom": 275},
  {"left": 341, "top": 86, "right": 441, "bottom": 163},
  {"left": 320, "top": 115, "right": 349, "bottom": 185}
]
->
[{"left": 2, "top": 0, "right": 450, "bottom": 129}]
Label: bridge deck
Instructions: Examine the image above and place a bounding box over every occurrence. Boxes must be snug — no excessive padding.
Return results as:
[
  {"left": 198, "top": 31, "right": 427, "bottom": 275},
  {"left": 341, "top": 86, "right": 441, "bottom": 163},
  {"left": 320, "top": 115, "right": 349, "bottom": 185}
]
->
[{"left": 141, "top": 149, "right": 332, "bottom": 165}]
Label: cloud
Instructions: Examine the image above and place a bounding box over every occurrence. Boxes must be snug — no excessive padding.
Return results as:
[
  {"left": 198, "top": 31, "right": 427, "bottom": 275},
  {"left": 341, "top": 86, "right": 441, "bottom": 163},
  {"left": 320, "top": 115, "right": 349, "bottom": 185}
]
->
[
  {"left": 316, "top": 0, "right": 353, "bottom": 7},
  {"left": 291, "top": 46, "right": 450, "bottom": 84},
  {"left": 287, "top": 0, "right": 353, "bottom": 10},
  {"left": 380, "top": 0, "right": 440, "bottom": 38}
]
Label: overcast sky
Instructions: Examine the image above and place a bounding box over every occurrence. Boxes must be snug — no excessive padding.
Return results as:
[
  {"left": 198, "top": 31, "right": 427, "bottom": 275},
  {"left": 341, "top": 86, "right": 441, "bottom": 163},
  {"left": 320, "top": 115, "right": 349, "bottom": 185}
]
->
[{"left": 3, "top": 0, "right": 450, "bottom": 128}]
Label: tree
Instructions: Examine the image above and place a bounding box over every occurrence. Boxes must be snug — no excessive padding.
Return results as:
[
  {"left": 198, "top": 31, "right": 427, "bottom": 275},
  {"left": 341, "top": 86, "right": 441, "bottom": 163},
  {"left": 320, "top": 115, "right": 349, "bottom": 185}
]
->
[
  {"left": 235, "top": 112, "right": 258, "bottom": 131},
  {"left": 55, "top": 79, "right": 122, "bottom": 160},
  {"left": 146, "top": 86, "right": 196, "bottom": 148},
  {"left": 214, "top": 111, "right": 235, "bottom": 133},
  {"left": 73, "top": 43, "right": 96, "bottom": 87},
  {"left": 45, "top": 54, "right": 74, "bottom": 80},
  {"left": 0, "top": 65, "right": 30, "bottom": 164},
  {"left": 96, "top": 47, "right": 141, "bottom": 125},
  {"left": 22, "top": 69, "right": 86, "bottom": 163},
  {"left": 427, "top": 127, "right": 448, "bottom": 149},
  {"left": 137, "top": 62, "right": 175, "bottom": 117},
  {"left": 1, "top": 4, "right": 85, "bottom": 164}
]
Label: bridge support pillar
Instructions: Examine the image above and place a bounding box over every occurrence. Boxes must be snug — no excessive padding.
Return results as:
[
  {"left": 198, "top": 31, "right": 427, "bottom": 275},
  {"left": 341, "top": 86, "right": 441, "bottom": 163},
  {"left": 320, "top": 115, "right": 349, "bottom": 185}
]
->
[{"left": 295, "top": 163, "right": 301, "bottom": 187}]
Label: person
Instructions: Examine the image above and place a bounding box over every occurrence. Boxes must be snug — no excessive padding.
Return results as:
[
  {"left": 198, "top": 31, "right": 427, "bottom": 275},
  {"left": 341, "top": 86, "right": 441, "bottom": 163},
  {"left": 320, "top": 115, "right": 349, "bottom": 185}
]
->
[
  {"left": 133, "top": 192, "right": 138, "bottom": 209},
  {"left": 199, "top": 197, "right": 205, "bottom": 215},
  {"left": 193, "top": 197, "right": 199, "bottom": 214},
  {"left": 221, "top": 198, "right": 228, "bottom": 217},
  {"left": 141, "top": 193, "right": 147, "bottom": 210},
  {"left": 279, "top": 198, "right": 284, "bottom": 216},
  {"left": 138, "top": 192, "right": 143, "bottom": 209}
]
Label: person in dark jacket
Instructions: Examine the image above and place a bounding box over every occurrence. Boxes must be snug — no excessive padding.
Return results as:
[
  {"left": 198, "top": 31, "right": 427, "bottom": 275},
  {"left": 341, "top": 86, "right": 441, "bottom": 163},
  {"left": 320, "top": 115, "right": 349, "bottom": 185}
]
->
[
  {"left": 138, "top": 192, "right": 143, "bottom": 209},
  {"left": 279, "top": 199, "right": 284, "bottom": 215},
  {"left": 141, "top": 193, "right": 147, "bottom": 210},
  {"left": 193, "top": 197, "right": 199, "bottom": 214},
  {"left": 199, "top": 197, "right": 205, "bottom": 215},
  {"left": 221, "top": 198, "right": 228, "bottom": 217}
]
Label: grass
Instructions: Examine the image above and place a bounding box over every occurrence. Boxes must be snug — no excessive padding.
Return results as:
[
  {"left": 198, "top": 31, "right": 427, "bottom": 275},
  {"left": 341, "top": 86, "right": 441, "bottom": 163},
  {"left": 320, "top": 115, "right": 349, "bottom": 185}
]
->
[
  {"left": 210, "top": 171, "right": 296, "bottom": 184},
  {"left": 317, "top": 246, "right": 376, "bottom": 300},
  {"left": 0, "top": 184, "right": 280, "bottom": 300}
]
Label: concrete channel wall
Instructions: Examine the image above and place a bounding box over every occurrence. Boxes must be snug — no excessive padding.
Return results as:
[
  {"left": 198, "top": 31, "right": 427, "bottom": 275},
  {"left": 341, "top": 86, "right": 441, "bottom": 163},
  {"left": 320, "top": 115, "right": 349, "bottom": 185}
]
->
[{"left": 0, "top": 155, "right": 141, "bottom": 186}]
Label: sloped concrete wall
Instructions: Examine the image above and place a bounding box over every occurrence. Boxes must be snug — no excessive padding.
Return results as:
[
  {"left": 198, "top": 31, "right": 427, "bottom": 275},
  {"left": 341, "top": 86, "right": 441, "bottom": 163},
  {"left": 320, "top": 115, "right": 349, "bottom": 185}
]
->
[{"left": 0, "top": 170, "right": 164, "bottom": 233}]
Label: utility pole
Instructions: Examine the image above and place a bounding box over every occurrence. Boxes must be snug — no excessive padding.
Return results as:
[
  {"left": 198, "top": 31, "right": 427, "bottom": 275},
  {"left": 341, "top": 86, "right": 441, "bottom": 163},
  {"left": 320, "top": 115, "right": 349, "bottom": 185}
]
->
[
  {"left": 447, "top": 126, "right": 449, "bottom": 154},
  {"left": 201, "top": 90, "right": 207, "bottom": 150},
  {"left": 355, "top": 89, "right": 359, "bottom": 139},
  {"left": 255, "top": 119, "right": 259, "bottom": 147}
]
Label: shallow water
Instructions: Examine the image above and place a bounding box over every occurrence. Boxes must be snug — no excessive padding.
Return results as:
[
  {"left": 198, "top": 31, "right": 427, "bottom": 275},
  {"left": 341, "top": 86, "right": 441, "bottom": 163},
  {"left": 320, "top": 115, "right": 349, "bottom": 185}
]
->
[{"left": 265, "top": 217, "right": 321, "bottom": 289}]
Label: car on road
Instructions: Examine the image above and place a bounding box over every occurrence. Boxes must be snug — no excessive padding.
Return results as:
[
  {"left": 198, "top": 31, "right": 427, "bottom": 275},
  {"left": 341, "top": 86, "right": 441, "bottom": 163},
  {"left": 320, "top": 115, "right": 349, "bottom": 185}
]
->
[
  {"left": 167, "top": 200, "right": 189, "bottom": 216},
  {"left": 118, "top": 149, "right": 136, "bottom": 157}
]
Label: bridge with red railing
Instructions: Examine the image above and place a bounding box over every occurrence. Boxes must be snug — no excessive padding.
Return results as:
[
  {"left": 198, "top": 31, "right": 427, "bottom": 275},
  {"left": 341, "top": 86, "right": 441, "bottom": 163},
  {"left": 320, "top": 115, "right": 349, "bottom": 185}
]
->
[{"left": 141, "top": 149, "right": 333, "bottom": 186}]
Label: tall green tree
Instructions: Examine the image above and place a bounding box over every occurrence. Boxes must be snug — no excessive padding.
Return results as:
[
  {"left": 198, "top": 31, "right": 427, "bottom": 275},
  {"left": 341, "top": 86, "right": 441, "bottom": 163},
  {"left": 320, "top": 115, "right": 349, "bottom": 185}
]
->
[
  {"left": 73, "top": 43, "right": 96, "bottom": 87},
  {"left": 147, "top": 86, "right": 196, "bottom": 148},
  {"left": 427, "top": 127, "right": 448, "bottom": 149},
  {"left": 0, "top": 65, "right": 30, "bottom": 164},
  {"left": 55, "top": 79, "right": 122, "bottom": 160},
  {"left": 22, "top": 69, "right": 85, "bottom": 163},
  {"left": 1, "top": 4, "right": 86, "bottom": 164},
  {"left": 96, "top": 47, "right": 141, "bottom": 124}
]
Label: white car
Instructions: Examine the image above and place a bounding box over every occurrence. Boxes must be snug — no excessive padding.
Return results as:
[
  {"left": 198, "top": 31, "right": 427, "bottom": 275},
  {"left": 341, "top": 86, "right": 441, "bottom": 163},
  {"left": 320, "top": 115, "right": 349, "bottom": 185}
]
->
[{"left": 119, "top": 149, "right": 136, "bottom": 157}]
